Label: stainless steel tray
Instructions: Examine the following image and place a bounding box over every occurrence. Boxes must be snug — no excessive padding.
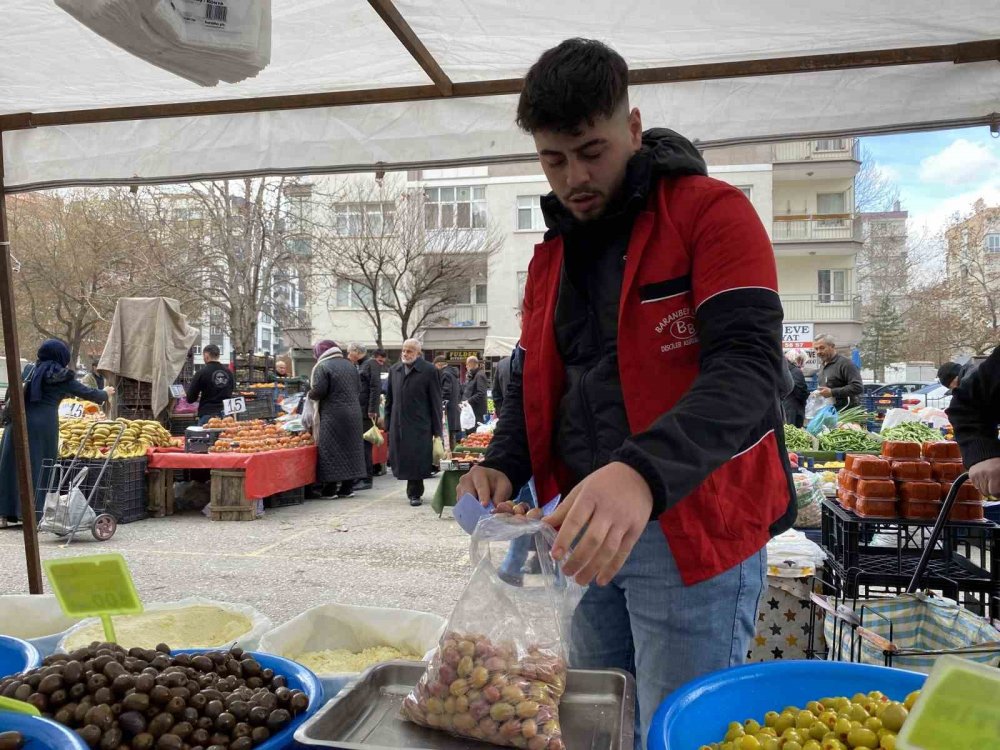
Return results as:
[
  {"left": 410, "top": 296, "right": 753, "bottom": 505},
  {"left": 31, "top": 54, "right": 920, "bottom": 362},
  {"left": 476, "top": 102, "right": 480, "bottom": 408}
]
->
[{"left": 295, "top": 661, "right": 635, "bottom": 749}]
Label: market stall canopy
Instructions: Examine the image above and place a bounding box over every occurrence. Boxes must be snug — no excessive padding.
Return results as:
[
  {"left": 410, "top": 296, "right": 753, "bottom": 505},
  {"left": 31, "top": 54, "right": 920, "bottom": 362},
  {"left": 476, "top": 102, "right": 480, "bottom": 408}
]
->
[{"left": 2, "top": 0, "right": 1000, "bottom": 191}]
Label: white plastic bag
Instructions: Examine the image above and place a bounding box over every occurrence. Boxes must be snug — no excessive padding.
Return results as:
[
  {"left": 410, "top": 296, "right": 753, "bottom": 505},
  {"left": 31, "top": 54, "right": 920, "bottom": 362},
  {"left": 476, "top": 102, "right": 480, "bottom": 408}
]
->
[
  {"left": 38, "top": 466, "right": 96, "bottom": 537},
  {"left": 766, "top": 529, "right": 826, "bottom": 577},
  {"left": 0, "top": 595, "right": 79, "bottom": 656},
  {"left": 804, "top": 391, "right": 834, "bottom": 421},
  {"left": 57, "top": 596, "right": 272, "bottom": 652},
  {"left": 460, "top": 401, "right": 476, "bottom": 430},
  {"left": 258, "top": 602, "right": 446, "bottom": 697},
  {"left": 302, "top": 396, "right": 319, "bottom": 435},
  {"left": 881, "top": 408, "right": 921, "bottom": 431}
]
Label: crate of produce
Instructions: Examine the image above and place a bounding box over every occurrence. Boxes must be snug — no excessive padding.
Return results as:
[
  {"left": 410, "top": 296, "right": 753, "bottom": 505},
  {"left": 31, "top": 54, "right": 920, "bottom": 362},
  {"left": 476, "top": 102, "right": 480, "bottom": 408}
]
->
[
  {"left": 70, "top": 456, "right": 149, "bottom": 524},
  {"left": 236, "top": 391, "right": 278, "bottom": 421},
  {"left": 264, "top": 486, "right": 305, "bottom": 508},
  {"left": 862, "top": 393, "right": 903, "bottom": 416}
]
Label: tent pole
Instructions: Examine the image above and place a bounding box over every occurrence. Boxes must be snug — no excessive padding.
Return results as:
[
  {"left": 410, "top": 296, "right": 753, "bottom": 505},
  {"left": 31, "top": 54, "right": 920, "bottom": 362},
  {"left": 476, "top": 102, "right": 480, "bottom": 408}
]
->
[{"left": 0, "top": 131, "right": 43, "bottom": 594}]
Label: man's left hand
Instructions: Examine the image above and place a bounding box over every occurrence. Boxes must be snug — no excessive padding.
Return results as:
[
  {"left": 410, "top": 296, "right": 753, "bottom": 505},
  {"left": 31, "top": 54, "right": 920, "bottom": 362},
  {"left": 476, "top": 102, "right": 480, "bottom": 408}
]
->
[
  {"left": 818, "top": 387, "right": 832, "bottom": 398},
  {"left": 544, "top": 462, "right": 652, "bottom": 587}
]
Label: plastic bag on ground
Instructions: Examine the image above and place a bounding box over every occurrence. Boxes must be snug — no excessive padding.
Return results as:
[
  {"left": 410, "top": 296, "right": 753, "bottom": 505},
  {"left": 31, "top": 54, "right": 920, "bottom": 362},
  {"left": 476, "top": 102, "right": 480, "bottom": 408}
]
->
[
  {"left": 0, "top": 595, "right": 80, "bottom": 656},
  {"left": 57, "top": 596, "right": 272, "bottom": 652},
  {"left": 460, "top": 401, "right": 476, "bottom": 431},
  {"left": 258, "top": 602, "right": 445, "bottom": 698},
  {"left": 401, "top": 515, "right": 582, "bottom": 748}
]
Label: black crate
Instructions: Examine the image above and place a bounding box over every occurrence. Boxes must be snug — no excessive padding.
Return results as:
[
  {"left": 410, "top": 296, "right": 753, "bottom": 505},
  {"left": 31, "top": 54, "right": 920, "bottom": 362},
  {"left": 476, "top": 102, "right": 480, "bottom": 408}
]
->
[
  {"left": 237, "top": 392, "right": 277, "bottom": 421},
  {"left": 185, "top": 427, "right": 224, "bottom": 453},
  {"left": 862, "top": 393, "right": 902, "bottom": 417},
  {"left": 264, "top": 486, "right": 305, "bottom": 509},
  {"left": 116, "top": 405, "right": 163, "bottom": 423},
  {"left": 168, "top": 413, "right": 197, "bottom": 436},
  {"left": 77, "top": 457, "right": 148, "bottom": 524},
  {"left": 117, "top": 378, "right": 153, "bottom": 401}
]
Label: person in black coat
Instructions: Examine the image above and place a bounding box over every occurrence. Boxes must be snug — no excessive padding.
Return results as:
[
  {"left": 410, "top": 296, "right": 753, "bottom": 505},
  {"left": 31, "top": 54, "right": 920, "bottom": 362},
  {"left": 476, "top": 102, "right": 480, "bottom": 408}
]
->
[
  {"left": 493, "top": 354, "right": 512, "bottom": 417},
  {"left": 308, "top": 341, "right": 366, "bottom": 498},
  {"left": 947, "top": 346, "right": 1000, "bottom": 498},
  {"left": 434, "top": 356, "right": 463, "bottom": 450},
  {"left": 386, "top": 339, "right": 442, "bottom": 506},
  {"left": 348, "top": 343, "right": 381, "bottom": 490},
  {"left": 462, "top": 355, "right": 489, "bottom": 426},
  {"left": 0, "top": 339, "right": 113, "bottom": 525},
  {"left": 782, "top": 351, "right": 808, "bottom": 428}
]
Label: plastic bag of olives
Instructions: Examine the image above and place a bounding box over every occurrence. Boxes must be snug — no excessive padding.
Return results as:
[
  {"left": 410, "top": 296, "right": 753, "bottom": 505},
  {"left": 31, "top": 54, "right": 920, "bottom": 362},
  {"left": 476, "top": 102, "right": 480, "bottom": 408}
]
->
[{"left": 401, "top": 515, "right": 581, "bottom": 749}]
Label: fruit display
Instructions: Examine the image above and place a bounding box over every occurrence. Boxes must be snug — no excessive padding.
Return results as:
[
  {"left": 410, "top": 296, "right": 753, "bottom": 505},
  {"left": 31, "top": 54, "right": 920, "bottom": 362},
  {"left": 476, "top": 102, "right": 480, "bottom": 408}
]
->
[
  {"left": 401, "top": 631, "right": 567, "bottom": 749},
  {"left": 60, "top": 398, "right": 105, "bottom": 420},
  {"left": 59, "top": 419, "right": 173, "bottom": 459},
  {"left": 701, "top": 689, "right": 920, "bottom": 750},
  {"left": 209, "top": 422, "right": 313, "bottom": 454},
  {"left": 204, "top": 417, "right": 239, "bottom": 429},
  {"left": 456, "top": 432, "right": 492, "bottom": 450},
  {"left": 0, "top": 642, "right": 310, "bottom": 750}
]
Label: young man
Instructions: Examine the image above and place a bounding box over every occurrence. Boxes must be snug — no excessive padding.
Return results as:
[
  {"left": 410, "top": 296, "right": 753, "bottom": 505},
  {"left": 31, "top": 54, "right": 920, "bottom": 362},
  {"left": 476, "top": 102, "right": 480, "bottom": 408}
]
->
[
  {"left": 815, "top": 334, "right": 863, "bottom": 409},
  {"left": 457, "top": 38, "right": 795, "bottom": 744},
  {"left": 462, "top": 355, "right": 489, "bottom": 426},
  {"left": 348, "top": 343, "right": 381, "bottom": 490},
  {"left": 947, "top": 347, "right": 1000, "bottom": 498},
  {"left": 186, "top": 344, "right": 235, "bottom": 425}
]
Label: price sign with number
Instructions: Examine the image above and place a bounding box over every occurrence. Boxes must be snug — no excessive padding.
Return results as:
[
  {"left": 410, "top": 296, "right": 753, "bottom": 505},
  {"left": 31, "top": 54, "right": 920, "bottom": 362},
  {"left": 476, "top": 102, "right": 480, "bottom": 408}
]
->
[
  {"left": 223, "top": 396, "right": 247, "bottom": 416},
  {"left": 43, "top": 553, "right": 143, "bottom": 643},
  {"left": 169, "top": 384, "right": 186, "bottom": 398},
  {"left": 59, "top": 402, "right": 84, "bottom": 418}
]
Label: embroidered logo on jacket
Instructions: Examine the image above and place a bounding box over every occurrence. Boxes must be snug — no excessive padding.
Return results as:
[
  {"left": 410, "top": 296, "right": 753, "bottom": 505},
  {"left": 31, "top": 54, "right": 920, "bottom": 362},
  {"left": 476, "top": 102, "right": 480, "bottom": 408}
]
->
[{"left": 655, "top": 307, "right": 699, "bottom": 352}]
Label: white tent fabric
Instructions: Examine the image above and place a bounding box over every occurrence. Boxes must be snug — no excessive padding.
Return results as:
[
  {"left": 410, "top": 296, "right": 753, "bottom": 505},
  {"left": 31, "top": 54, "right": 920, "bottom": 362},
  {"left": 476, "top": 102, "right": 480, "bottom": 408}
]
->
[{"left": 3, "top": 0, "right": 1000, "bottom": 189}]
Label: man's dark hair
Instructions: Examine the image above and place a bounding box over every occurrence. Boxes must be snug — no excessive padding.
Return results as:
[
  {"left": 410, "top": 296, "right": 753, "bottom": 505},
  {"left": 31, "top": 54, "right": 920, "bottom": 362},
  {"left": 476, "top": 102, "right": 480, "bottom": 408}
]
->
[
  {"left": 937, "top": 362, "right": 961, "bottom": 388},
  {"left": 516, "top": 38, "right": 629, "bottom": 134},
  {"left": 433, "top": 355, "right": 447, "bottom": 364},
  {"left": 203, "top": 344, "right": 221, "bottom": 359},
  {"left": 374, "top": 348, "right": 388, "bottom": 358}
]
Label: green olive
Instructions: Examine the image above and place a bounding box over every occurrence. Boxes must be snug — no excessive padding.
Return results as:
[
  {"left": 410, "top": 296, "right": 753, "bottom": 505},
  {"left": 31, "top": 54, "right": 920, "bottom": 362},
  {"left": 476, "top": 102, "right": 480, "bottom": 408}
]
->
[
  {"left": 878, "top": 703, "right": 907, "bottom": 733},
  {"left": 847, "top": 726, "right": 879, "bottom": 748}
]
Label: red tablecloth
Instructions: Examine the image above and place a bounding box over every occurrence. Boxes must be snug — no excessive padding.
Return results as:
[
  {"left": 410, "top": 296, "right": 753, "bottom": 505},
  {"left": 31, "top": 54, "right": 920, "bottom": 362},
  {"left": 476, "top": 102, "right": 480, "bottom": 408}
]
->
[{"left": 147, "top": 446, "right": 317, "bottom": 498}]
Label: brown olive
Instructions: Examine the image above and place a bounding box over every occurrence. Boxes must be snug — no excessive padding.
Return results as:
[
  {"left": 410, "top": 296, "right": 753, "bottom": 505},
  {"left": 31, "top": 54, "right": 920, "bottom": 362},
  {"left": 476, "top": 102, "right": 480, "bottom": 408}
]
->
[
  {"left": 189, "top": 693, "right": 207, "bottom": 711},
  {"left": 0, "top": 681, "right": 20, "bottom": 699},
  {"left": 111, "top": 674, "right": 134, "bottom": 695},
  {"left": 25, "top": 675, "right": 41, "bottom": 691},
  {"left": 120, "top": 710, "right": 148, "bottom": 736},
  {"left": 103, "top": 660, "right": 126, "bottom": 680},
  {"left": 38, "top": 674, "right": 63, "bottom": 694},
  {"left": 196, "top": 716, "right": 214, "bottom": 731},
  {"left": 73, "top": 700, "right": 92, "bottom": 724},
  {"left": 123, "top": 692, "right": 151, "bottom": 713},
  {"left": 13, "top": 684, "right": 31, "bottom": 702},
  {"left": 246, "top": 676, "right": 263, "bottom": 689},
  {"left": 232, "top": 722, "right": 251, "bottom": 739},
  {"left": 250, "top": 726, "right": 270, "bottom": 744},
  {"left": 208, "top": 733, "right": 230, "bottom": 746},
  {"left": 26, "top": 693, "right": 48, "bottom": 713},
  {"left": 70, "top": 682, "right": 88, "bottom": 700},
  {"left": 230, "top": 738, "right": 253, "bottom": 750},
  {"left": 171, "top": 721, "right": 193, "bottom": 740},
  {"left": 149, "top": 686, "right": 171, "bottom": 706},
  {"left": 290, "top": 691, "right": 309, "bottom": 714},
  {"left": 0, "top": 731, "right": 24, "bottom": 750},
  {"left": 227, "top": 700, "right": 249, "bottom": 722},
  {"left": 98, "top": 726, "right": 122, "bottom": 750},
  {"left": 135, "top": 674, "right": 155, "bottom": 694},
  {"left": 181, "top": 707, "right": 199, "bottom": 724},
  {"left": 155, "top": 644, "right": 171, "bottom": 655},
  {"left": 271, "top": 675, "right": 287, "bottom": 690},
  {"left": 64, "top": 661, "right": 84, "bottom": 684},
  {"left": 92, "top": 656, "right": 113, "bottom": 673},
  {"left": 148, "top": 712, "right": 175, "bottom": 738},
  {"left": 248, "top": 705, "right": 268, "bottom": 726},
  {"left": 85, "top": 704, "right": 114, "bottom": 732},
  {"left": 48, "top": 688, "right": 68, "bottom": 707},
  {"left": 132, "top": 733, "right": 155, "bottom": 750},
  {"left": 92, "top": 686, "right": 112, "bottom": 705},
  {"left": 166, "top": 697, "right": 186, "bottom": 716},
  {"left": 76, "top": 725, "right": 102, "bottom": 749},
  {"left": 155, "top": 734, "right": 182, "bottom": 750},
  {"left": 204, "top": 699, "right": 224, "bottom": 719},
  {"left": 215, "top": 712, "right": 236, "bottom": 733},
  {"left": 266, "top": 708, "right": 291, "bottom": 732},
  {"left": 54, "top": 705, "right": 76, "bottom": 726},
  {"left": 261, "top": 668, "right": 274, "bottom": 681}
]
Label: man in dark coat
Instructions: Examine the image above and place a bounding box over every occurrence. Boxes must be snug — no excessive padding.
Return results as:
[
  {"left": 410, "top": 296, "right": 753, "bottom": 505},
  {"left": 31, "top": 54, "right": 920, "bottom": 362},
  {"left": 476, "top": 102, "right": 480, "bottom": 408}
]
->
[
  {"left": 348, "top": 343, "right": 381, "bottom": 491},
  {"left": 947, "top": 346, "right": 1000, "bottom": 498},
  {"left": 462, "top": 355, "right": 489, "bottom": 426},
  {"left": 493, "top": 354, "right": 512, "bottom": 417},
  {"left": 308, "top": 341, "right": 365, "bottom": 498},
  {"left": 782, "top": 351, "right": 808, "bottom": 428},
  {"left": 434, "top": 355, "right": 463, "bottom": 450},
  {"left": 386, "top": 339, "right": 442, "bottom": 506},
  {"left": 815, "top": 334, "right": 863, "bottom": 410}
]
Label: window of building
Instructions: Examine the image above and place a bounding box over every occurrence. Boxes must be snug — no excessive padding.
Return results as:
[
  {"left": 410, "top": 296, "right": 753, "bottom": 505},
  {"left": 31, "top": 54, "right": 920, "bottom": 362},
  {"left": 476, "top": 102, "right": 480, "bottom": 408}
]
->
[
  {"left": 818, "top": 269, "right": 848, "bottom": 303},
  {"left": 260, "top": 328, "right": 272, "bottom": 354},
  {"left": 335, "top": 277, "right": 374, "bottom": 309},
  {"left": 475, "top": 284, "right": 488, "bottom": 304},
  {"left": 424, "top": 186, "right": 487, "bottom": 230},
  {"left": 421, "top": 166, "right": 489, "bottom": 180},
  {"left": 735, "top": 186, "right": 753, "bottom": 201},
  {"left": 814, "top": 138, "right": 847, "bottom": 152},
  {"left": 332, "top": 202, "right": 394, "bottom": 237},
  {"left": 516, "top": 195, "right": 545, "bottom": 231},
  {"left": 817, "top": 192, "right": 847, "bottom": 216},
  {"left": 985, "top": 233, "right": 1000, "bottom": 254}
]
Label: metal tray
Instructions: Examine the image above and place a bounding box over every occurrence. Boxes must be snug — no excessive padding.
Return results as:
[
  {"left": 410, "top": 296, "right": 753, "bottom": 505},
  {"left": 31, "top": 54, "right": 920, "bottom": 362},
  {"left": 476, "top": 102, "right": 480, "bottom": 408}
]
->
[{"left": 295, "top": 661, "right": 635, "bottom": 749}]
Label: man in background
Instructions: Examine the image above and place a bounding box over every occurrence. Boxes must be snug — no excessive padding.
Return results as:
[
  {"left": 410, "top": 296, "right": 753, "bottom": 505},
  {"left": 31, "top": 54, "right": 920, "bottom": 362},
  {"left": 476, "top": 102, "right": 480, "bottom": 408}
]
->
[
  {"left": 462, "top": 355, "right": 489, "bottom": 426},
  {"left": 782, "top": 350, "right": 808, "bottom": 427},
  {"left": 348, "top": 343, "right": 381, "bottom": 491},
  {"left": 815, "top": 334, "right": 862, "bottom": 409},
  {"left": 434, "top": 355, "right": 463, "bottom": 450},
  {"left": 947, "top": 347, "right": 1000, "bottom": 498},
  {"left": 493, "top": 353, "right": 512, "bottom": 418},
  {"left": 374, "top": 348, "right": 390, "bottom": 395},
  {"left": 938, "top": 360, "right": 979, "bottom": 391},
  {"left": 385, "top": 339, "right": 442, "bottom": 506},
  {"left": 81, "top": 358, "right": 105, "bottom": 390},
  {"left": 186, "top": 344, "right": 235, "bottom": 424}
]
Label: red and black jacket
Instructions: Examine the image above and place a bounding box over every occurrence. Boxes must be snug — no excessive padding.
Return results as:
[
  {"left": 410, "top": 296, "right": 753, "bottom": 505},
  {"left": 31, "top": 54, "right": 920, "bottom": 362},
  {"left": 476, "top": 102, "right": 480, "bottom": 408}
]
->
[{"left": 483, "top": 131, "right": 796, "bottom": 585}]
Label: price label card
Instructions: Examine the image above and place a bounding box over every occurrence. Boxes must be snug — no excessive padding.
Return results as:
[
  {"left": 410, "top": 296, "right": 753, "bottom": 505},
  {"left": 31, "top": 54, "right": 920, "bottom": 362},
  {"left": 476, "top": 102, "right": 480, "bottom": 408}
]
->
[
  {"left": 898, "top": 655, "right": 1000, "bottom": 750},
  {"left": 59, "top": 402, "right": 84, "bottom": 418},
  {"left": 223, "top": 396, "right": 247, "bottom": 415},
  {"left": 43, "top": 553, "right": 143, "bottom": 643},
  {"left": 169, "top": 384, "right": 186, "bottom": 398}
]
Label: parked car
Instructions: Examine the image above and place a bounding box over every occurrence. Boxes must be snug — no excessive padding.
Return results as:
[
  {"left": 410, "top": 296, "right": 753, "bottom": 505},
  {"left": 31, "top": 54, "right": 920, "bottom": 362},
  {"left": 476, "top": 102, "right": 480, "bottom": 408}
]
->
[
  {"left": 901, "top": 383, "right": 952, "bottom": 409},
  {"left": 862, "top": 383, "right": 885, "bottom": 396},
  {"left": 872, "top": 382, "right": 931, "bottom": 397}
]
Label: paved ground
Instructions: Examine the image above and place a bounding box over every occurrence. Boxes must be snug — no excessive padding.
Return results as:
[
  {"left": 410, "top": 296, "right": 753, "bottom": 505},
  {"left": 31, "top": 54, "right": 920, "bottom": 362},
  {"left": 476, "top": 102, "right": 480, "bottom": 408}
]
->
[{"left": 0, "top": 474, "right": 472, "bottom": 625}]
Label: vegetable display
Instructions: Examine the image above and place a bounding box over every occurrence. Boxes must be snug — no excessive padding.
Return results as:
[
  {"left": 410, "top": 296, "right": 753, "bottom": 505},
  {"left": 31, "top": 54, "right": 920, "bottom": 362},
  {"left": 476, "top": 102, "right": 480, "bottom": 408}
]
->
[
  {"left": 879, "top": 423, "right": 944, "bottom": 444},
  {"left": 703, "top": 689, "right": 920, "bottom": 750},
  {"left": 836, "top": 406, "right": 872, "bottom": 426},
  {"left": 783, "top": 425, "right": 814, "bottom": 452},
  {"left": 818, "top": 428, "right": 882, "bottom": 453}
]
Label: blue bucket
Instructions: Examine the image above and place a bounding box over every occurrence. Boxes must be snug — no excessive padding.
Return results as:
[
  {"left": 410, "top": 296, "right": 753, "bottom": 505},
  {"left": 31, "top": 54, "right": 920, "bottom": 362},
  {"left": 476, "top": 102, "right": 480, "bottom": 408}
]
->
[
  {"left": 648, "top": 661, "right": 926, "bottom": 750},
  {"left": 0, "top": 713, "right": 89, "bottom": 749},
  {"left": 0, "top": 635, "right": 41, "bottom": 680},
  {"left": 178, "top": 649, "right": 324, "bottom": 750}
]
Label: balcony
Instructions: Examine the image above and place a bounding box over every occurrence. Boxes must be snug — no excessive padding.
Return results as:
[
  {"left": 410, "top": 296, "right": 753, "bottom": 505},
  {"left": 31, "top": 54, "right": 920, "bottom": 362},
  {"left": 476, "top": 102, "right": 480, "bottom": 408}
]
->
[
  {"left": 780, "top": 294, "right": 861, "bottom": 323},
  {"left": 773, "top": 215, "right": 862, "bottom": 244},
  {"left": 434, "top": 304, "right": 488, "bottom": 327},
  {"left": 772, "top": 139, "right": 860, "bottom": 162}
]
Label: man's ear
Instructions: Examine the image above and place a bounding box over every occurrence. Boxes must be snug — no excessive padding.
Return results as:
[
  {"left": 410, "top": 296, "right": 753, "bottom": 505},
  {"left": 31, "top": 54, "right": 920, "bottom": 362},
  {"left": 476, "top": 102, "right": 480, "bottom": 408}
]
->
[{"left": 628, "top": 107, "right": 643, "bottom": 149}]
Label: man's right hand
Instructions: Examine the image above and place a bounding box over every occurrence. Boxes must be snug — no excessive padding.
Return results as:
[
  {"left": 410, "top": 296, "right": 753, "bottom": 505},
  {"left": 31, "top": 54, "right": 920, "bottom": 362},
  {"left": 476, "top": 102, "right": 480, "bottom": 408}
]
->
[
  {"left": 969, "top": 457, "right": 1000, "bottom": 498},
  {"left": 457, "top": 466, "right": 513, "bottom": 507}
]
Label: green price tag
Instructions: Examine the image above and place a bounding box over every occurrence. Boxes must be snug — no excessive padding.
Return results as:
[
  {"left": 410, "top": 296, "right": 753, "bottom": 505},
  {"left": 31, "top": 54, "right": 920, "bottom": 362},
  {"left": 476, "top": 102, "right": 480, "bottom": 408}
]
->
[
  {"left": 897, "top": 655, "right": 1000, "bottom": 750},
  {"left": 43, "top": 553, "right": 143, "bottom": 644}
]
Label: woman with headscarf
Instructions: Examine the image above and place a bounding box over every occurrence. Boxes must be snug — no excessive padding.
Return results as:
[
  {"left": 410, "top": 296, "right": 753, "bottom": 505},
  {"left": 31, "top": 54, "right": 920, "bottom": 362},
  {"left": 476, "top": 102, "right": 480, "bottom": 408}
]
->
[
  {"left": 306, "top": 340, "right": 365, "bottom": 498},
  {"left": 0, "top": 339, "right": 115, "bottom": 526}
]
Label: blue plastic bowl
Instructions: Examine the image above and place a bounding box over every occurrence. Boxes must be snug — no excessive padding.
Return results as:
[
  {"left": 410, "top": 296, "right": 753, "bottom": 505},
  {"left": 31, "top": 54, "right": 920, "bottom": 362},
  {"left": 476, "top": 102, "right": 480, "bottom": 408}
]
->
[
  {"left": 0, "top": 712, "right": 89, "bottom": 749},
  {"left": 0, "top": 635, "right": 41, "bottom": 680},
  {"left": 648, "top": 661, "right": 926, "bottom": 750},
  {"left": 178, "top": 649, "right": 324, "bottom": 750}
]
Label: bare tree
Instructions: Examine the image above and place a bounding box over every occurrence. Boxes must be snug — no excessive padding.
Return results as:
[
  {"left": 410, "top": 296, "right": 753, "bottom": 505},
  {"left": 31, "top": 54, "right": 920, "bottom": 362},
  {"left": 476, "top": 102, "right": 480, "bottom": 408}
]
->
[
  {"left": 314, "top": 179, "right": 503, "bottom": 344},
  {"left": 855, "top": 145, "right": 901, "bottom": 214}
]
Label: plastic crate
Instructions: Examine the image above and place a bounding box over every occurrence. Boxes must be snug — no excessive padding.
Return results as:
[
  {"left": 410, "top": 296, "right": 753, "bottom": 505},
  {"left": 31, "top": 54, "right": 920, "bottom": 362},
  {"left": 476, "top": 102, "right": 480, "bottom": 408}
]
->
[
  {"left": 237, "top": 391, "right": 277, "bottom": 421},
  {"left": 185, "top": 427, "right": 224, "bottom": 453},
  {"left": 74, "top": 457, "right": 148, "bottom": 524},
  {"left": 116, "top": 405, "right": 161, "bottom": 423},
  {"left": 264, "top": 486, "right": 305, "bottom": 509},
  {"left": 168, "top": 413, "right": 197, "bottom": 436},
  {"left": 863, "top": 393, "right": 902, "bottom": 416}
]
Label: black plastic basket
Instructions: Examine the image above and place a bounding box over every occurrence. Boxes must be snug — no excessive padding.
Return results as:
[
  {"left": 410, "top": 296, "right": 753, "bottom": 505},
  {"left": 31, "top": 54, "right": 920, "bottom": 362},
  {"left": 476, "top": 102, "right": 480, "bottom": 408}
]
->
[
  {"left": 264, "top": 486, "right": 305, "bottom": 509},
  {"left": 237, "top": 392, "right": 277, "bottom": 421},
  {"left": 39, "top": 457, "right": 149, "bottom": 524},
  {"left": 862, "top": 393, "right": 903, "bottom": 417},
  {"left": 168, "top": 413, "right": 197, "bottom": 436}
]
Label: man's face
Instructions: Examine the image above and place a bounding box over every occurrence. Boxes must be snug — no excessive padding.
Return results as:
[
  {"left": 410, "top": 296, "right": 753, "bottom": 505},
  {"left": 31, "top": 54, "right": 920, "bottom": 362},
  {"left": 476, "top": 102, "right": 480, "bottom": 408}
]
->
[
  {"left": 275, "top": 362, "right": 288, "bottom": 375},
  {"left": 435, "top": 362, "right": 445, "bottom": 371},
  {"left": 948, "top": 376, "right": 960, "bottom": 390},
  {"left": 346, "top": 351, "right": 359, "bottom": 364},
  {"left": 533, "top": 105, "right": 643, "bottom": 222},
  {"left": 814, "top": 341, "right": 834, "bottom": 362},
  {"left": 375, "top": 355, "right": 386, "bottom": 365},
  {"left": 401, "top": 344, "right": 420, "bottom": 365},
  {"left": 466, "top": 358, "right": 477, "bottom": 371}
]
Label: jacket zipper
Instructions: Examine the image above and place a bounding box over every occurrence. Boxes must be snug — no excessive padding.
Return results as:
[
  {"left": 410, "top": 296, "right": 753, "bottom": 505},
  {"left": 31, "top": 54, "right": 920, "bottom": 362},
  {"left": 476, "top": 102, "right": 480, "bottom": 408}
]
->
[{"left": 578, "top": 308, "right": 602, "bottom": 474}]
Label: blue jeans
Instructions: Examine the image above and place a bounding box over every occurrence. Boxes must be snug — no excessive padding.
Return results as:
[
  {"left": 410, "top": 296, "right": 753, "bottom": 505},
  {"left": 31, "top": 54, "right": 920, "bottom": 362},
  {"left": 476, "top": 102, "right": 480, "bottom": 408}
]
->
[{"left": 569, "top": 523, "right": 766, "bottom": 749}]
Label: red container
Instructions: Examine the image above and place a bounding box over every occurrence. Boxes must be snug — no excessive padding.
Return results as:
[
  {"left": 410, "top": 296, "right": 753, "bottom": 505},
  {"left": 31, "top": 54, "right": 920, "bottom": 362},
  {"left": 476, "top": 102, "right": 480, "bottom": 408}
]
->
[
  {"left": 840, "top": 491, "right": 857, "bottom": 511},
  {"left": 882, "top": 441, "right": 921, "bottom": 460},
  {"left": 854, "top": 496, "right": 897, "bottom": 517},
  {"left": 930, "top": 461, "right": 964, "bottom": 482},
  {"left": 950, "top": 501, "right": 985, "bottom": 522},
  {"left": 899, "top": 498, "right": 942, "bottom": 520},
  {"left": 940, "top": 482, "right": 983, "bottom": 502},
  {"left": 890, "top": 460, "right": 931, "bottom": 481},
  {"left": 853, "top": 456, "right": 891, "bottom": 479},
  {"left": 838, "top": 471, "right": 859, "bottom": 492},
  {"left": 856, "top": 479, "right": 896, "bottom": 499},
  {"left": 922, "top": 441, "right": 961, "bottom": 460},
  {"left": 898, "top": 480, "right": 942, "bottom": 502}
]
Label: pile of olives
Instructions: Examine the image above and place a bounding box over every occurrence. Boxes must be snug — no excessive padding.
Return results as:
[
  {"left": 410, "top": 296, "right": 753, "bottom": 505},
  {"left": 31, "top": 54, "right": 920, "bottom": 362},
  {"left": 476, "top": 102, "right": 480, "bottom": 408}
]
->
[
  {"left": 701, "top": 690, "right": 921, "bottom": 750},
  {"left": 0, "top": 642, "right": 309, "bottom": 750}
]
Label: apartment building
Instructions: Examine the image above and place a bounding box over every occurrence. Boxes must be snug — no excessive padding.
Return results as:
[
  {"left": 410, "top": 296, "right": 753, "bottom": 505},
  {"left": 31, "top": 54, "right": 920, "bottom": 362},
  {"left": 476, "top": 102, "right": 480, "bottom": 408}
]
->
[
  {"left": 310, "top": 138, "right": 863, "bottom": 362},
  {"left": 944, "top": 199, "right": 1000, "bottom": 283},
  {"left": 858, "top": 202, "right": 909, "bottom": 310}
]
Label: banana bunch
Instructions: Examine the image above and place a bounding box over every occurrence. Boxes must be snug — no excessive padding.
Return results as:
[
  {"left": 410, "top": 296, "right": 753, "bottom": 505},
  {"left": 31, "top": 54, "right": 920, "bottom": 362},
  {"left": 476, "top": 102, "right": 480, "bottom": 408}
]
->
[{"left": 59, "top": 418, "right": 173, "bottom": 459}]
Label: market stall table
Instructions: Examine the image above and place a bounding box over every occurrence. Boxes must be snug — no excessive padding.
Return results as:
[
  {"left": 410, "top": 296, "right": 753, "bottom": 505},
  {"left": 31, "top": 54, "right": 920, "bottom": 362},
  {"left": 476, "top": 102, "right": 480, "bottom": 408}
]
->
[{"left": 147, "top": 445, "right": 316, "bottom": 499}]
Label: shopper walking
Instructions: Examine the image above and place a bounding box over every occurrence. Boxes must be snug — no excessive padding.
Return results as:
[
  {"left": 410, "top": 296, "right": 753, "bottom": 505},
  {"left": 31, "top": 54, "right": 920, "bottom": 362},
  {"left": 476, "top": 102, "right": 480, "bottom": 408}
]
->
[
  {"left": 947, "top": 346, "right": 1000, "bottom": 498},
  {"left": 814, "top": 334, "right": 863, "bottom": 409},
  {"left": 462, "top": 355, "right": 489, "bottom": 426},
  {"left": 783, "top": 350, "right": 808, "bottom": 427},
  {"left": 0, "top": 339, "right": 114, "bottom": 526},
  {"left": 434, "top": 356, "right": 463, "bottom": 450},
  {"left": 186, "top": 344, "right": 235, "bottom": 425},
  {"left": 308, "top": 340, "right": 365, "bottom": 498},
  {"left": 347, "top": 342, "right": 381, "bottom": 491},
  {"left": 385, "top": 339, "right": 442, "bottom": 506}
]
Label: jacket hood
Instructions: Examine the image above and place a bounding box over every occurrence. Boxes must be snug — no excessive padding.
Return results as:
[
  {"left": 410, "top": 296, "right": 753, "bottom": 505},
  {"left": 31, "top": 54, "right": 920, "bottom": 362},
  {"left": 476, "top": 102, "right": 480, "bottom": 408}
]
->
[{"left": 541, "top": 128, "right": 706, "bottom": 235}]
